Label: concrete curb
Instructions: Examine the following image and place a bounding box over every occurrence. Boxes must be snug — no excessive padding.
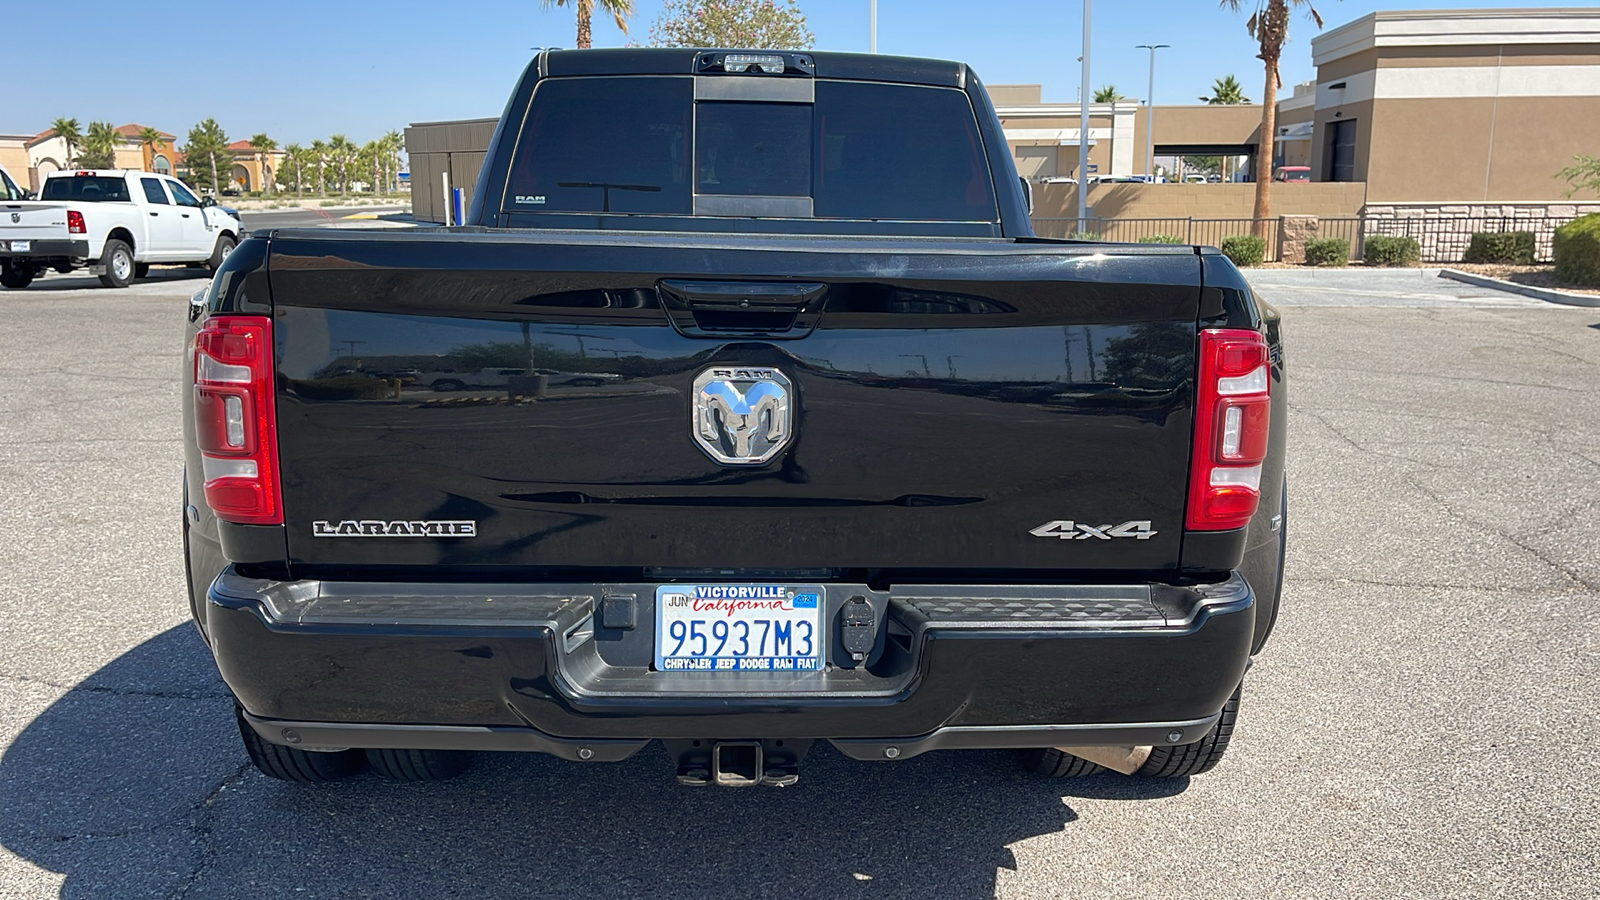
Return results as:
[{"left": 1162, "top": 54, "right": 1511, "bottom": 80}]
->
[{"left": 1438, "top": 268, "right": 1600, "bottom": 308}]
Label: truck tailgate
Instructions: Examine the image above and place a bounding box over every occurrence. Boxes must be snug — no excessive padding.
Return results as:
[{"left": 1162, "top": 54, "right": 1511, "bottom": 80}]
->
[
  {"left": 267, "top": 229, "right": 1201, "bottom": 574},
  {"left": 0, "top": 201, "right": 68, "bottom": 246}
]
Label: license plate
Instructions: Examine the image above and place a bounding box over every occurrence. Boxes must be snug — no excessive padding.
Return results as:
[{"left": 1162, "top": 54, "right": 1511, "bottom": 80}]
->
[
  {"left": 654, "top": 584, "right": 825, "bottom": 672},
  {"left": 10, "top": 241, "right": 28, "bottom": 252}
]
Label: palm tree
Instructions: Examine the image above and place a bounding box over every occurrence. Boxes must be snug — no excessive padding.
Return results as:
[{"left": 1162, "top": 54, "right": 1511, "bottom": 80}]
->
[
  {"left": 1092, "top": 85, "right": 1127, "bottom": 103},
  {"left": 136, "top": 127, "right": 167, "bottom": 172},
  {"left": 49, "top": 117, "right": 82, "bottom": 167},
  {"left": 1222, "top": 0, "right": 1333, "bottom": 228},
  {"left": 311, "top": 139, "right": 328, "bottom": 197},
  {"left": 540, "top": 0, "right": 633, "bottom": 49},
  {"left": 381, "top": 130, "right": 404, "bottom": 195},
  {"left": 284, "top": 143, "right": 305, "bottom": 196},
  {"left": 328, "top": 134, "right": 353, "bottom": 194},
  {"left": 1200, "top": 75, "right": 1251, "bottom": 104},
  {"left": 249, "top": 133, "right": 278, "bottom": 195},
  {"left": 81, "top": 121, "right": 120, "bottom": 169}
]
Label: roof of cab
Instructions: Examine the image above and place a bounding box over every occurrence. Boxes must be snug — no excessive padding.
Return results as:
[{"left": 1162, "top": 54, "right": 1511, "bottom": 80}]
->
[{"left": 539, "top": 48, "right": 972, "bottom": 89}]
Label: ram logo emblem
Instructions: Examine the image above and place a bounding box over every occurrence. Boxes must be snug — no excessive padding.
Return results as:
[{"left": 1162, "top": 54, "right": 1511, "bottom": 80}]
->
[{"left": 692, "top": 366, "right": 793, "bottom": 465}]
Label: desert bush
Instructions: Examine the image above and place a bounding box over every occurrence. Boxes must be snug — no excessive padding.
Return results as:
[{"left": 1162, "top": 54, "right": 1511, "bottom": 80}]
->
[
  {"left": 1138, "top": 234, "right": 1185, "bottom": 244},
  {"left": 1303, "top": 237, "right": 1349, "bottom": 266},
  {"left": 1462, "top": 231, "right": 1536, "bottom": 265},
  {"left": 1219, "top": 235, "right": 1266, "bottom": 267},
  {"left": 1363, "top": 235, "right": 1421, "bottom": 266},
  {"left": 1554, "top": 214, "right": 1600, "bottom": 286}
]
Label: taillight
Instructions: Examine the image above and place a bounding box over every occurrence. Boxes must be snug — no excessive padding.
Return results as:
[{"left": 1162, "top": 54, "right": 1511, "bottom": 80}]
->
[
  {"left": 67, "top": 210, "right": 85, "bottom": 234},
  {"left": 193, "top": 316, "right": 281, "bottom": 525},
  {"left": 1187, "top": 328, "right": 1271, "bottom": 531}
]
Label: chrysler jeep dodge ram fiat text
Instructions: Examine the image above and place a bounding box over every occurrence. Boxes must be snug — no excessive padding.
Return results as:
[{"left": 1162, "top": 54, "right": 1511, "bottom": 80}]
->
[{"left": 184, "top": 49, "right": 1287, "bottom": 787}]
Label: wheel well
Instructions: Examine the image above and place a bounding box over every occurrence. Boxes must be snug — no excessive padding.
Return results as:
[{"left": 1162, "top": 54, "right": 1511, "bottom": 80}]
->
[{"left": 105, "top": 227, "right": 135, "bottom": 254}]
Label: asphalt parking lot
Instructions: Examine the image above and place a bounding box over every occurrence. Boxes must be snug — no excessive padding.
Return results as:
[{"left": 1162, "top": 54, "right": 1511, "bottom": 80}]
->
[{"left": 2, "top": 266, "right": 1597, "bottom": 898}]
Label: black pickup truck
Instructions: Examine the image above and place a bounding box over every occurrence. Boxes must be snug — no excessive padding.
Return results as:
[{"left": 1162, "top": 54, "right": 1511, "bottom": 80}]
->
[{"left": 184, "top": 48, "right": 1286, "bottom": 787}]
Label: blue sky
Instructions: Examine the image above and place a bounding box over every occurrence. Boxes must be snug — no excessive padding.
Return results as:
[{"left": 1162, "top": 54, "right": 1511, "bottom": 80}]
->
[{"left": 5, "top": 0, "right": 1586, "bottom": 149}]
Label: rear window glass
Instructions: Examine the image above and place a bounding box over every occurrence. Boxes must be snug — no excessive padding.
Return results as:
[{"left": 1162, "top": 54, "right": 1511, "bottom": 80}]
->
[
  {"left": 504, "top": 77, "right": 996, "bottom": 221},
  {"left": 140, "top": 178, "right": 170, "bottom": 204},
  {"left": 813, "top": 81, "right": 995, "bottom": 221},
  {"left": 506, "top": 77, "right": 691, "bottom": 215},
  {"left": 42, "top": 176, "right": 131, "bottom": 202},
  {"left": 696, "top": 102, "right": 811, "bottom": 197}
]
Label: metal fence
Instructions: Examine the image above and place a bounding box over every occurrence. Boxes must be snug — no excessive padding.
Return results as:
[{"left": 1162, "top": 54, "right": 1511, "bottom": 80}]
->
[
  {"left": 1030, "top": 217, "right": 1279, "bottom": 251},
  {"left": 1030, "top": 214, "right": 1577, "bottom": 263},
  {"left": 1361, "top": 215, "right": 1571, "bottom": 263}
]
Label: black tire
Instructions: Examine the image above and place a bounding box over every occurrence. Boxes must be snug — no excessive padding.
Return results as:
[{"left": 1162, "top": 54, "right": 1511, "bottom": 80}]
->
[
  {"left": 1019, "top": 747, "right": 1106, "bottom": 777},
  {"left": 0, "top": 263, "right": 34, "bottom": 289},
  {"left": 235, "top": 706, "right": 366, "bottom": 783},
  {"left": 207, "top": 233, "right": 237, "bottom": 273},
  {"left": 432, "top": 379, "right": 465, "bottom": 392},
  {"left": 97, "top": 239, "right": 135, "bottom": 288},
  {"left": 1136, "top": 685, "right": 1241, "bottom": 778},
  {"left": 134, "top": 262, "right": 151, "bottom": 279},
  {"left": 365, "top": 748, "right": 473, "bottom": 782}
]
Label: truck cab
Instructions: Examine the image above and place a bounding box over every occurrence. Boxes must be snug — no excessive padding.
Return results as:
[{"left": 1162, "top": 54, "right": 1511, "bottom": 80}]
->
[{"left": 187, "top": 49, "right": 1287, "bottom": 789}]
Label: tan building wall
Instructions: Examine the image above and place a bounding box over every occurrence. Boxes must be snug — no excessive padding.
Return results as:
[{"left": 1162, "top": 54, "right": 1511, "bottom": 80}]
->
[
  {"left": 0, "top": 138, "right": 31, "bottom": 188},
  {"left": 1135, "top": 105, "right": 1263, "bottom": 148},
  {"left": 226, "top": 150, "right": 288, "bottom": 192},
  {"left": 405, "top": 118, "right": 497, "bottom": 223},
  {"left": 1310, "top": 9, "right": 1600, "bottom": 202}
]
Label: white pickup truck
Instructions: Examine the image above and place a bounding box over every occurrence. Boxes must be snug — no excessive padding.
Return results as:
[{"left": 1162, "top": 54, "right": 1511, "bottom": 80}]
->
[{"left": 0, "top": 169, "right": 243, "bottom": 289}]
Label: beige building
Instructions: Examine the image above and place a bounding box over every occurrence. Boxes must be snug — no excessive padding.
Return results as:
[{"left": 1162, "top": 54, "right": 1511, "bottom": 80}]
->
[
  {"left": 1308, "top": 8, "right": 1600, "bottom": 202},
  {"left": 994, "top": 84, "right": 1266, "bottom": 182},
  {"left": 17, "top": 124, "right": 179, "bottom": 190},
  {"left": 1272, "top": 81, "right": 1317, "bottom": 170},
  {"left": 223, "top": 140, "right": 288, "bottom": 192},
  {"left": 0, "top": 135, "right": 31, "bottom": 186}
]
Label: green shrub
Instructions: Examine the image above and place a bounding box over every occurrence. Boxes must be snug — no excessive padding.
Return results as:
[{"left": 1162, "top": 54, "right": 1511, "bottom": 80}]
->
[
  {"left": 1364, "top": 235, "right": 1421, "bottom": 266},
  {"left": 1069, "top": 231, "right": 1102, "bottom": 241},
  {"left": 1462, "top": 231, "right": 1535, "bottom": 264},
  {"left": 1554, "top": 214, "right": 1600, "bottom": 286},
  {"left": 1138, "top": 234, "right": 1185, "bottom": 244},
  {"left": 1219, "top": 235, "right": 1266, "bottom": 267},
  {"left": 1302, "top": 237, "right": 1349, "bottom": 266},
  {"left": 290, "top": 377, "right": 394, "bottom": 401}
]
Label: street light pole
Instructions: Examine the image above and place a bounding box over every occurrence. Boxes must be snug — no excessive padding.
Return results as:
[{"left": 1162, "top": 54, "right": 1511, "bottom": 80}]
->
[
  {"left": 870, "top": 0, "right": 877, "bottom": 53},
  {"left": 1136, "top": 44, "right": 1169, "bottom": 181},
  {"left": 1077, "top": 0, "right": 1091, "bottom": 226}
]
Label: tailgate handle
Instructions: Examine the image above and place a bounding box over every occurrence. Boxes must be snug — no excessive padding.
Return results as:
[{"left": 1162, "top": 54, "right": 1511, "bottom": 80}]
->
[{"left": 657, "top": 279, "right": 827, "bottom": 339}]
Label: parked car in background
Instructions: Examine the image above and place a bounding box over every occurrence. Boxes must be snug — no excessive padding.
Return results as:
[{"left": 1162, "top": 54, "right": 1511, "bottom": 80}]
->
[
  {"left": 1, "top": 164, "right": 33, "bottom": 200},
  {"left": 1, "top": 170, "right": 242, "bottom": 289},
  {"left": 1, "top": 164, "right": 74, "bottom": 289},
  {"left": 1274, "top": 166, "right": 1311, "bottom": 182}
]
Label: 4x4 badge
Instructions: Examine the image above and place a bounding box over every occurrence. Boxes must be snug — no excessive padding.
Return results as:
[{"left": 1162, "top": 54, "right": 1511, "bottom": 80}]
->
[{"left": 1030, "top": 520, "right": 1157, "bottom": 540}]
